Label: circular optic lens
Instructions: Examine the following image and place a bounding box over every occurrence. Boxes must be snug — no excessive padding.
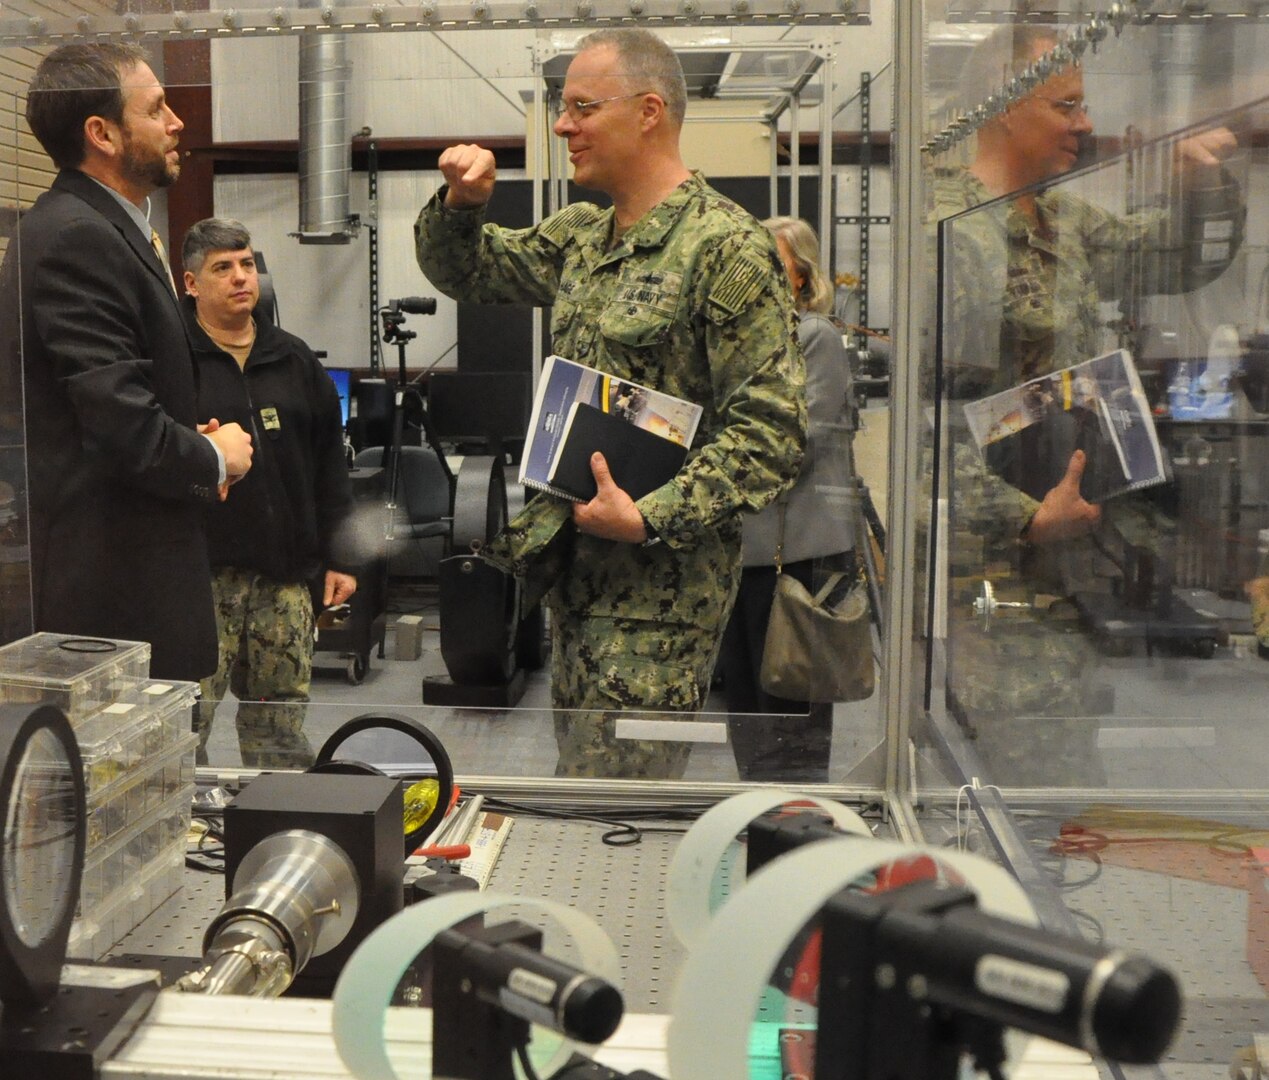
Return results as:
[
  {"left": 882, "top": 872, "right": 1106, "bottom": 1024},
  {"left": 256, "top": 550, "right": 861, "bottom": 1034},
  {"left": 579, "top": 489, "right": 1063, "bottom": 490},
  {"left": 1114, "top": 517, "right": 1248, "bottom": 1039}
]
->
[
  {"left": 314, "top": 713, "right": 454, "bottom": 851},
  {"left": 3, "top": 728, "right": 77, "bottom": 947}
]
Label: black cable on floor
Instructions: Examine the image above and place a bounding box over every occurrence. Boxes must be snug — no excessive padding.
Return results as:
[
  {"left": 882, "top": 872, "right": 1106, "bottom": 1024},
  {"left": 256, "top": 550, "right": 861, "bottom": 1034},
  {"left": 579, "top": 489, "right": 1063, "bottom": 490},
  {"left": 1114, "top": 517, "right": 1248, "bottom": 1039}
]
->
[
  {"left": 187, "top": 810, "right": 227, "bottom": 873},
  {"left": 482, "top": 795, "right": 667, "bottom": 848},
  {"left": 481, "top": 795, "right": 881, "bottom": 849}
]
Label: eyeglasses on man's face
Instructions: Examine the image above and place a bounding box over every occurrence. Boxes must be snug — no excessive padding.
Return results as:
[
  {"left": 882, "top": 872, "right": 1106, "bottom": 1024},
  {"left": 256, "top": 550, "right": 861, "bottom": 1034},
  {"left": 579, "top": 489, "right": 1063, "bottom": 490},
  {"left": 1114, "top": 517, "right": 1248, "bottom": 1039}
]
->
[
  {"left": 551, "top": 91, "right": 651, "bottom": 122},
  {"left": 1036, "top": 96, "right": 1090, "bottom": 120}
]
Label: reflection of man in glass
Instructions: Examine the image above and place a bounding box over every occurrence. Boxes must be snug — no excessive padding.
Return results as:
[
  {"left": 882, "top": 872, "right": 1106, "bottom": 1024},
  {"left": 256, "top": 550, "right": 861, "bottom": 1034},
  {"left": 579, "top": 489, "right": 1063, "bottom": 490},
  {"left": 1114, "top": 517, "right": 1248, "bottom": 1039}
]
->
[{"left": 934, "top": 26, "right": 1240, "bottom": 785}]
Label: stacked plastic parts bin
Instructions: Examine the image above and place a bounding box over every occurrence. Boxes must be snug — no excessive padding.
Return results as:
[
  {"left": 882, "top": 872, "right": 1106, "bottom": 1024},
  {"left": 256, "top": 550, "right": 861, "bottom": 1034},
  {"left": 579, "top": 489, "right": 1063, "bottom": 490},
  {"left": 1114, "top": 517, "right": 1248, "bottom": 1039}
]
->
[{"left": 0, "top": 632, "right": 197, "bottom": 959}]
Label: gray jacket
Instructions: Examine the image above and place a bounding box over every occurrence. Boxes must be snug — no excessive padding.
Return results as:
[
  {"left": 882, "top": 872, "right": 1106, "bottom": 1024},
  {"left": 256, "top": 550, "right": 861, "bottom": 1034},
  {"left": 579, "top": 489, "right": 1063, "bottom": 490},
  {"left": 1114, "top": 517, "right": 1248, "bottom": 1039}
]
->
[{"left": 741, "top": 311, "right": 856, "bottom": 567}]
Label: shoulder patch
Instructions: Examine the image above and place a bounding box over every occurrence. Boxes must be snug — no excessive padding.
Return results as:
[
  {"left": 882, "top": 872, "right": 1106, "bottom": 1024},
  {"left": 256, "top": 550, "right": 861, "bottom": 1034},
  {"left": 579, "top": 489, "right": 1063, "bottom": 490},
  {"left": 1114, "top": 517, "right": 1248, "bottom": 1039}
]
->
[
  {"left": 707, "top": 253, "right": 769, "bottom": 319},
  {"left": 540, "top": 203, "right": 601, "bottom": 248}
]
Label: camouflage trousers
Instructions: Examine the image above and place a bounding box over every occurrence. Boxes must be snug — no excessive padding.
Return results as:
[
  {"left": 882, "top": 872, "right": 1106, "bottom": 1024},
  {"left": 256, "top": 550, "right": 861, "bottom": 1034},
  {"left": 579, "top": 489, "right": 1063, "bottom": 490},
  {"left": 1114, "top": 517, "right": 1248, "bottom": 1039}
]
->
[
  {"left": 550, "top": 608, "right": 727, "bottom": 780},
  {"left": 197, "top": 567, "right": 316, "bottom": 770},
  {"left": 946, "top": 609, "right": 1107, "bottom": 788}
]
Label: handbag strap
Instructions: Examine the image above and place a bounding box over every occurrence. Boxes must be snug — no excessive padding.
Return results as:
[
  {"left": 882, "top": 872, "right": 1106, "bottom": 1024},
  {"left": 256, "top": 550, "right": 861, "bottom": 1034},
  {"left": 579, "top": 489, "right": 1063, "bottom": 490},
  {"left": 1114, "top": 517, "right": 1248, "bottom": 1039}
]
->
[{"left": 813, "top": 572, "right": 848, "bottom": 607}]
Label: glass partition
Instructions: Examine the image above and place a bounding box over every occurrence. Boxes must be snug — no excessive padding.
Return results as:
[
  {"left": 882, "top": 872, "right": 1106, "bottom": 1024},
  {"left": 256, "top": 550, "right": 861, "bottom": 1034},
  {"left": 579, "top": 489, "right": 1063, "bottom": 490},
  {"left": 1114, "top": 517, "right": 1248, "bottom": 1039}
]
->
[
  {"left": 19, "top": 7, "right": 1269, "bottom": 1075},
  {"left": 919, "top": 16, "right": 1269, "bottom": 1080},
  {"left": 1, "top": 32, "right": 887, "bottom": 793},
  {"left": 933, "top": 104, "right": 1261, "bottom": 787},
  {"left": 923, "top": 19, "right": 1269, "bottom": 793},
  {"left": 911, "top": 16, "right": 1267, "bottom": 785}
]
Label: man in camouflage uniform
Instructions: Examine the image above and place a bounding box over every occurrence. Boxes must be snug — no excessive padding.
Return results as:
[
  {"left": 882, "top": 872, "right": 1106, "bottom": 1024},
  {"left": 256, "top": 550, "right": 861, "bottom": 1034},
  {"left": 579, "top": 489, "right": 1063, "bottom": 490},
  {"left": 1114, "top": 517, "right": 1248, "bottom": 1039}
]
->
[
  {"left": 933, "top": 25, "right": 1239, "bottom": 785},
  {"left": 415, "top": 28, "right": 805, "bottom": 778},
  {"left": 184, "top": 218, "right": 358, "bottom": 769}
]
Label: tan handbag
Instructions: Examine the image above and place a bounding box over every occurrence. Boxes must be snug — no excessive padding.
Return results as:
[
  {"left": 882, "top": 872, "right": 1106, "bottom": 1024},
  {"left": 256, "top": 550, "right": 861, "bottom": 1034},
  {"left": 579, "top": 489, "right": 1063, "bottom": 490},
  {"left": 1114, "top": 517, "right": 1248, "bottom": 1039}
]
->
[{"left": 758, "top": 506, "right": 875, "bottom": 703}]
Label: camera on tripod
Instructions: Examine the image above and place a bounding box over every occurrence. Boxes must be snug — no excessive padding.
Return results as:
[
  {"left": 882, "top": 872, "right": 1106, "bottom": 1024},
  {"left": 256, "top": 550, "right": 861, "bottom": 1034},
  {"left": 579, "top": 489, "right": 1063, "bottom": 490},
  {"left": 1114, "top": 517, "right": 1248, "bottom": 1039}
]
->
[{"left": 380, "top": 296, "right": 437, "bottom": 344}]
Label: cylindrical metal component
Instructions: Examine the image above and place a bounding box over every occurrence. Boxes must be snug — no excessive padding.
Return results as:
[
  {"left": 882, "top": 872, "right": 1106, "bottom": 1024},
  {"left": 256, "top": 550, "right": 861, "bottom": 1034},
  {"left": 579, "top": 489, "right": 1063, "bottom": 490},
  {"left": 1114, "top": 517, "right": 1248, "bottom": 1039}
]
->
[
  {"left": 202, "top": 948, "right": 267, "bottom": 997},
  {"left": 198, "top": 917, "right": 294, "bottom": 997},
  {"left": 298, "top": 30, "right": 352, "bottom": 242},
  {"left": 203, "top": 829, "right": 361, "bottom": 985}
]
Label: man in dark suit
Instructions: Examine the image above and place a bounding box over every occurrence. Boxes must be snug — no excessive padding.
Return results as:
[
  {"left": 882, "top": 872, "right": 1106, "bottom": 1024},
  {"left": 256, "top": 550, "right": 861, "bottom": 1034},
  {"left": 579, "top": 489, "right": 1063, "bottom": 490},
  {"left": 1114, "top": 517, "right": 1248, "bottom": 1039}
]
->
[{"left": 2, "top": 43, "right": 253, "bottom": 680}]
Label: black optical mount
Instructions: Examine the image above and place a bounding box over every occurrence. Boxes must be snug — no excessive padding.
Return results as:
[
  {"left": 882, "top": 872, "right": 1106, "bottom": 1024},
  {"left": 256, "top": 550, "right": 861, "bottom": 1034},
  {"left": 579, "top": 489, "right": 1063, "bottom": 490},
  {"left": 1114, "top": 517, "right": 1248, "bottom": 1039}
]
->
[
  {"left": 740, "top": 810, "right": 1180, "bottom": 1080},
  {"left": 813, "top": 879, "right": 1181, "bottom": 1080},
  {"left": 746, "top": 807, "right": 856, "bottom": 877},
  {"left": 430, "top": 919, "right": 660, "bottom": 1080},
  {"left": 380, "top": 313, "right": 415, "bottom": 347}
]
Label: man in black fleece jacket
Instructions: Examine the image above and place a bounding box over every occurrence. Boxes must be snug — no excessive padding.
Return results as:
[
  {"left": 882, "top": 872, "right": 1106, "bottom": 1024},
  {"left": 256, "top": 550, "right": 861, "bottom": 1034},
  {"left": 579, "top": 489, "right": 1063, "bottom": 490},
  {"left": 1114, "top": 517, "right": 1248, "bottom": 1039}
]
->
[{"left": 182, "top": 217, "right": 356, "bottom": 768}]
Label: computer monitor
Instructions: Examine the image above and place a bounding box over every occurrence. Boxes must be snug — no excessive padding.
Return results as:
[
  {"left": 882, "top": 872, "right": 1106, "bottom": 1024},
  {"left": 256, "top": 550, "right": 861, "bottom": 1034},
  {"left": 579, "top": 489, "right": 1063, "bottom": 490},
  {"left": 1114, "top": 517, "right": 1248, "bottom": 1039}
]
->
[
  {"left": 351, "top": 377, "right": 398, "bottom": 451},
  {"left": 326, "top": 367, "right": 353, "bottom": 429},
  {"left": 427, "top": 371, "right": 531, "bottom": 449}
]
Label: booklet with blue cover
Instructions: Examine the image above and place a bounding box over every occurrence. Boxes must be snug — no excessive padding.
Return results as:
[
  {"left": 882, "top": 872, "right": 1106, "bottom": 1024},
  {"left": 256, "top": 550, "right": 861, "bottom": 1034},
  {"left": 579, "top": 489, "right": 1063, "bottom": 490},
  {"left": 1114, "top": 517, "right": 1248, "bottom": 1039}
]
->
[{"left": 519, "top": 354, "right": 702, "bottom": 503}]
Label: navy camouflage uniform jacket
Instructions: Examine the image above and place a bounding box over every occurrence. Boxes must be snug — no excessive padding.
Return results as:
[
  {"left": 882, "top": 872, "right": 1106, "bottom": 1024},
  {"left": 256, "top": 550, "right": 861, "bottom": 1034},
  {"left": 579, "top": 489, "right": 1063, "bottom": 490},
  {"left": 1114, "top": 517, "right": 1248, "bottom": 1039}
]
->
[{"left": 415, "top": 171, "right": 806, "bottom": 633}]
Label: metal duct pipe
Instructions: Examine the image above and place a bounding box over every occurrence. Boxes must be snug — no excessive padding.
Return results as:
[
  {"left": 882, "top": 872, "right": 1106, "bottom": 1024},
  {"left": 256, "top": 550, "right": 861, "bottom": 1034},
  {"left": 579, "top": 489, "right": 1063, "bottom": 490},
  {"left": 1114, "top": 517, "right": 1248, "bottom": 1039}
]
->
[{"left": 297, "top": 31, "right": 354, "bottom": 244}]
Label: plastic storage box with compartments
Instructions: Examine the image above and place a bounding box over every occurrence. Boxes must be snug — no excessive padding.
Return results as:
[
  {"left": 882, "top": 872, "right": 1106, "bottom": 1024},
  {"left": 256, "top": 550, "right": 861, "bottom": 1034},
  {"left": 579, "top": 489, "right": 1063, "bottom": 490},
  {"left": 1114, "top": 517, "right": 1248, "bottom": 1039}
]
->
[
  {"left": 76, "top": 678, "right": 198, "bottom": 786},
  {"left": 0, "top": 631, "right": 151, "bottom": 721},
  {"left": 0, "top": 633, "right": 199, "bottom": 961},
  {"left": 85, "top": 729, "right": 198, "bottom": 851},
  {"left": 70, "top": 782, "right": 196, "bottom": 959}
]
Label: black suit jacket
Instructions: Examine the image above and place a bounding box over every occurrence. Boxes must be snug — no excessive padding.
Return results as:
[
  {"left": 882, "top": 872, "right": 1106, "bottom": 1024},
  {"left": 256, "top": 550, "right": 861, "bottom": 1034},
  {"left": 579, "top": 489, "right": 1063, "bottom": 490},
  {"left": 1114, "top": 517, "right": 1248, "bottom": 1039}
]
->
[{"left": 2, "top": 169, "right": 221, "bottom": 680}]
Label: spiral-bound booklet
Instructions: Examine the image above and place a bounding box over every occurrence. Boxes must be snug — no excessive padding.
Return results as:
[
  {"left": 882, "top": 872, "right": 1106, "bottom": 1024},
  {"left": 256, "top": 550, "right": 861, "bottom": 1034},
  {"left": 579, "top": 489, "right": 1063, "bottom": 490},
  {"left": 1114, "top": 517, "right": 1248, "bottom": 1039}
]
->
[
  {"left": 963, "top": 348, "right": 1170, "bottom": 504},
  {"left": 519, "top": 354, "right": 702, "bottom": 502}
]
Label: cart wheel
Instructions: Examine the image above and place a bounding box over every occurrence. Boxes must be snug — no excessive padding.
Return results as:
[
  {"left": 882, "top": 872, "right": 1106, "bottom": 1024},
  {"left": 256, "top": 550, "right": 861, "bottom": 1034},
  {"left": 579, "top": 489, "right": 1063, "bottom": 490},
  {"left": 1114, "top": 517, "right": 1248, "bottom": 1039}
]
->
[{"left": 347, "top": 654, "right": 367, "bottom": 685}]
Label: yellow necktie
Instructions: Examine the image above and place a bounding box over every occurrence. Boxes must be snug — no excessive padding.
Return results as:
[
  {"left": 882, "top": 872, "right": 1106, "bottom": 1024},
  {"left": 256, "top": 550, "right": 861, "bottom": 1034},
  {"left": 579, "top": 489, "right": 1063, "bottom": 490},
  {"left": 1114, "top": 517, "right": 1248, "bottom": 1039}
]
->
[{"left": 150, "top": 229, "right": 177, "bottom": 296}]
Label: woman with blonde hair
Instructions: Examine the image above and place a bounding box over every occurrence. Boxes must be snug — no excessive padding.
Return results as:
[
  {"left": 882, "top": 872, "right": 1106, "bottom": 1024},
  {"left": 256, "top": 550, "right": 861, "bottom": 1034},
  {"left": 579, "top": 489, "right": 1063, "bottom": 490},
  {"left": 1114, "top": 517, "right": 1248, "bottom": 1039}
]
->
[
  {"left": 719, "top": 217, "right": 860, "bottom": 781},
  {"left": 768, "top": 216, "right": 836, "bottom": 315}
]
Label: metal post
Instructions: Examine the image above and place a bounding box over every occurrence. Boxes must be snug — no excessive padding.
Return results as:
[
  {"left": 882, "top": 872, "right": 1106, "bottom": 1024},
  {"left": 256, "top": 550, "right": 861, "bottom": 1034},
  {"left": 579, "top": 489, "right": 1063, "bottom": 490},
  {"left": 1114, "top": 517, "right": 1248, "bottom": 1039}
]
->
[
  {"left": 770, "top": 114, "right": 780, "bottom": 217},
  {"left": 532, "top": 47, "right": 550, "bottom": 380},
  {"left": 886, "top": 0, "right": 927, "bottom": 839},
  {"left": 819, "top": 46, "right": 834, "bottom": 276},
  {"left": 858, "top": 71, "right": 873, "bottom": 330},
  {"left": 790, "top": 90, "right": 801, "bottom": 222},
  {"left": 367, "top": 137, "right": 380, "bottom": 375}
]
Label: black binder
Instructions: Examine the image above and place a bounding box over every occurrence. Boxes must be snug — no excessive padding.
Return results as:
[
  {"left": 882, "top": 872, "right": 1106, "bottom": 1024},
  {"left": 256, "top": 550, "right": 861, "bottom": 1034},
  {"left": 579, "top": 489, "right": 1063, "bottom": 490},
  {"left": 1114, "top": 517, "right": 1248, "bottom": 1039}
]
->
[{"left": 547, "top": 401, "right": 687, "bottom": 503}]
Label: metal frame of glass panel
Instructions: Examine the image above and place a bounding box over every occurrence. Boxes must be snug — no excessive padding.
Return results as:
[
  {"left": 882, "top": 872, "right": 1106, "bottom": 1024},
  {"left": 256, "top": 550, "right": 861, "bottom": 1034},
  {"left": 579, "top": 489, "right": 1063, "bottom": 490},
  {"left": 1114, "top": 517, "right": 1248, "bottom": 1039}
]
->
[{"left": 0, "top": 0, "right": 868, "bottom": 46}]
